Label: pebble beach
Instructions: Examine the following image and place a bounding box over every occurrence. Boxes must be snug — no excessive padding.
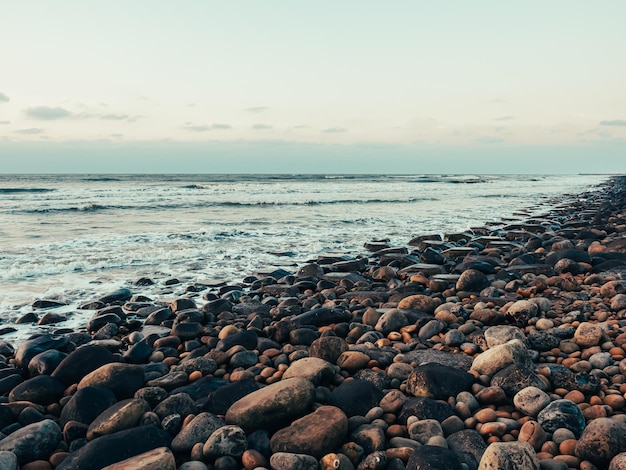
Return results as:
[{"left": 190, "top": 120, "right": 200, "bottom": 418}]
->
[{"left": 1, "top": 175, "right": 626, "bottom": 470}]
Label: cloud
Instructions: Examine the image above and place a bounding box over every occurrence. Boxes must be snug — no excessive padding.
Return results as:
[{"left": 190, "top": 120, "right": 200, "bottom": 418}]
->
[
  {"left": 110, "top": 133, "right": 124, "bottom": 138},
  {"left": 15, "top": 128, "right": 44, "bottom": 134},
  {"left": 211, "top": 123, "right": 232, "bottom": 130},
  {"left": 493, "top": 116, "right": 514, "bottom": 121},
  {"left": 0, "top": 121, "right": 10, "bottom": 125},
  {"left": 100, "top": 113, "right": 129, "bottom": 120},
  {"left": 0, "top": 92, "right": 9, "bottom": 103},
  {"left": 252, "top": 124, "right": 272, "bottom": 130},
  {"left": 599, "top": 119, "right": 626, "bottom": 126},
  {"left": 182, "top": 125, "right": 211, "bottom": 132},
  {"left": 476, "top": 136, "right": 504, "bottom": 144},
  {"left": 321, "top": 127, "right": 348, "bottom": 134},
  {"left": 25, "top": 106, "right": 72, "bottom": 120},
  {"left": 245, "top": 107, "right": 269, "bottom": 113}
]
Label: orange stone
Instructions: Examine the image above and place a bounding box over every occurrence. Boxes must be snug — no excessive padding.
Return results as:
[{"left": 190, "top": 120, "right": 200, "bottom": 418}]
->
[
  {"left": 558, "top": 439, "right": 578, "bottom": 455},
  {"left": 564, "top": 390, "right": 586, "bottom": 404},
  {"left": 604, "top": 394, "right": 625, "bottom": 410}
]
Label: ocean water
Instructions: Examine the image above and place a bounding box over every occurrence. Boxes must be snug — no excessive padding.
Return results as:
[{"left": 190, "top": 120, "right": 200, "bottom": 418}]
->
[{"left": 0, "top": 173, "right": 608, "bottom": 342}]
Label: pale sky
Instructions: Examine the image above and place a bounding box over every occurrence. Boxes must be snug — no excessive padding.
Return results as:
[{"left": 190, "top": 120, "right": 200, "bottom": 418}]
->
[{"left": 1, "top": 1, "right": 625, "bottom": 173}]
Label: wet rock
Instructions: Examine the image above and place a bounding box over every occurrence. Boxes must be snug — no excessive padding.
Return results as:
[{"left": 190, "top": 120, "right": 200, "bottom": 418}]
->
[
  {"left": 77, "top": 363, "right": 145, "bottom": 399},
  {"left": 478, "top": 441, "right": 539, "bottom": 470},
  {"left": 60, "top": 386, "right": 118, "bottom": 426},
  {"left": 537, "top": 399, "right": 586, "bottom": 438},
  {"left": 56, "top": 425, "right": 172, "bottom": 470},
  {"left": 407, "top": 445, "right": 463, "bottom": 470},
  {"left": 0, "top": 419, "right": 62, "bottom": 465},
  {"left": 202, "top": 425, "right": 248, "bottom": 459},
  {"left": 270, "top": 406, "right": 348, "bottom": 459},
  {"left": 406, "top": 363, "right": 474, "bottom": 400},
  {"left": 309, "top": 336, "right": 349, "bottom": 363},
  {"left": 575, "top": 417, "right": 626, "bottom": 466},
  {"left": 86, "top": 398, "right": 150, "bottom": 440},
  {"left": 153, "top": 393, "right": 197, "bottom": 420},
  {"left": 14, "top": 334, "right": 72, "bottom": 369},
  {"left": 269, "top": 452, "right": 318, "bottom": 470},
  {"left": 204, "top": 378, "right": 261, "bottom": 416},
  {"left": 28, "top": 349, "right": 67, "bottom": 376},
  {"left": 100, "top": 447, "right": 176, "bottom": 470},
  {"left": 329, "top": 379, "right": 385, "bottom": 417},
  {"left": 225, "top": 377, "right": 315, "bottom": 432},
  {"left": 171, "top": 412, "right": 226, "bottom": 454},
  {"left": 283, "top": 356, "right": 336, "bottom": 386},
  {"left": 8, "top": 375, "right": 65, "bottom": 406},
  {"left": 447, "top": 430, "right": 488, "bottom": 470},
  {"left": 514, "top": 386, "right": 551, "bottom": 417}
]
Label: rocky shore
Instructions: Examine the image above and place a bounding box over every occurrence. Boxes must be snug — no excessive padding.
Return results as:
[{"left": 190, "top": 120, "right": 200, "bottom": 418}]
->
[{"left": 1, "top": 175, "right": 626, "bottom": 470}]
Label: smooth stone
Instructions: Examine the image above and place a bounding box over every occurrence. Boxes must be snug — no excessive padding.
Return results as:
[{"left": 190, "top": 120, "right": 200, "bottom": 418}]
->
[
  {"left": 418, "top": 320, "right": 445, "bottom": 340},
  {"left": 14, "top": 334, "right": 72, "bottom": 369},
  {"left": 0, "top": 419, "right": 62, "bottom": 465},
  {"left": 406, "top": 363, "right": 474, "bottom": 400},
  {"left": 282, "top": 357, "right": 336, "bottom": 386},
  {"left": 397, "top": 294, "right": 441, "bottom": 314},
  {"left": 202, "top": 425, "right": 248, "bottom": 459},
  {"left": 455, "top": 269, "right": 489, "bottom": 292},
  {"left": 505, "top": 300, "right": 539, "bottom": 326},
  {"left": 398, "top": 397, "right": 454, "bottom": 424},
  {"left": 87, "top": 398, "right": 150, "bottom": 440},
  {"left": 203, "top": 378, "right": 261, "bottom": 415},
  {"left": 484, "top": 326, "right": 526, "bottom": 349},
  {"left": 374, "top": 309, "right": 409, "bottom": 335},
  {"left": 447, "top": 430, "right": 488, "bottom": 470},
  {"left": 171, "top": 412, "right": 226, "bottom": 453},
  {"left": 269, "top": 452, "right": 318, "bottom": 470},
  {"left": 610, "top": 452, "right": 626, "bottom": 470},
  {"left": 59, "top": 386, "right": 118, "bottom": 427},
  {"left": 490, "top": 363, "right": 548, "bottom": 396},
  {"left": 353, "top": 368, "right": 391, "bottom": 391},
  {"left": 387, "top": 362, "right": 414, "bottom": 381},
  {"left": 478, "top": 442, "right": 539, "bottom": 470},
  {"left": 518, "top": 420, "right": 548, "bottom": 451},
  {"left": 309, "top": 336, "right": 349, "bottom": 364},
  {"left": 153, "top": 393, "right": 197, "bottom": 420},
  {"left": 406, "top": 445, "right": 463, "bottom": 470},
  {"left": 270, "top": 406, "right": 348, "bottom": 459},
  {"left": 225, "top": 377, "right": 315, "bottom": 432},
  {"left": 409, "top": 419, "right": 444, "bottom": 445},
  {"left": 350, "top": 423, "right": 386, "bottom": 454},
  {"left": 328, "top": 379, "right": 385, "bottom": 417},
  {"left": 404, "top": 350, "right": 473, "bottom": 371},
  {"left": 514, "top": 387, "right": 552, "bottom": 417},
  {"left": 471, "top": 339, "right": 529, "bottom": 376},
  {"left": 101, "top": 447, "right": 176, "bottom": 470},
  {"left": 56, "top": 426, "right": 172, "bottom": 470},
  {"left": 537, "top": 399, "right": 586, "bottom": 438},
  {"left": 337, "top": 351, "right": 371, "bottom": 373},
  {"left": 8, "top": 375, "right": 66, "bottom": 406},
  {"left": 0, "top": 451, "right": 18, "bottom": 470},
  {"left": 575, "top": 417, "right": 626, "bottom": 466},
  {"left": 28, "top": 349, "right": 68, "bottom": 377},
  {"left": 77, "top": 363, "right": 145, "bottom": 399},
  {"left": 573, "top": 322, "right": 605, "bottom": 348}
]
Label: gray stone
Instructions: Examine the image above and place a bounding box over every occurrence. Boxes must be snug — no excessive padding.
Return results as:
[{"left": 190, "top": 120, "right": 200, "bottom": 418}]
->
[
  {"left": 375, "top": 309, "right": 409, "bottom": 335},
  {"left": 282, "top": 357, "right": 336, "bottom": 386},
  {"left": 471, "top": 339, "right": 528, "bottom": 376},
  {"left": 0, "top": 451, "right": 18, "bottom": 470},
  {"left": 478, "top": 442, "right": 539, "bottom": 470},
  {"left": 87, "top": 398, "right": 150, "bottom": 440},
  {"left": 484, "top": 326, "right": 526, "bottom": 349},
  {"left": 171, "top": 412, "right": 226, "bottom": 453},
  {"left": 202, "top": 425, "right": 248, "bottom": 459},
  {"left": 406, "top": 363, "right": 474, "bottom": 400},
  {"left": 514, "top": 386, "right": 551, "bottom": 417},
  {"left": 505, "top": 300, "right": 539, "bottom": 327},
  {"left": 101, "top": 447, "right": 176, "bottom": 470},
  {"left": 447, "top": 429, "right": 488, "bottom": 470},
  {"left": 575, "top": 417, "right": 626, "bottom": 466},
  {"left": 270, "top": 452, "right": 319, "bottom": 470},
  {"left": 409, "top": 419, "right": 444, "bottom": 444},
  {"left": 0, "top": 419, "right": 62, "bottom": 464}
]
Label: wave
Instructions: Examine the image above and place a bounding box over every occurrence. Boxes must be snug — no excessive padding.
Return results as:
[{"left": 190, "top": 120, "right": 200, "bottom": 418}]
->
[{"left": 0, "top": 188, "right": 56, "bottom": 194}]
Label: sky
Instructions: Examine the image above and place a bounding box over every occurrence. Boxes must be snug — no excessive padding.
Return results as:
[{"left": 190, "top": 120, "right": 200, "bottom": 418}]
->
[{"left": 1, "top": 1, "right": 625, "bottom": 174}]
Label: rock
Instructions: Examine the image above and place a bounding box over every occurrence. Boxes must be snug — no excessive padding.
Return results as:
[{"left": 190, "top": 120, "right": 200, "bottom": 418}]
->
[
  {"left": 397, "top": 294, "right": 441, "bottom": 314},
  {"left": 447, "top": 430, "right": 488, "bottom": 470},
  {"left": 514, "top": 387, "right": 551, "bottom": 417},
  {"left": 478, "top": 442, "right": 539, "bottom": 470},
  {"left": 225, "top": 377, "right": 315, "bottom": 432},
  {"left": 0, "top": 419, "right": 62, "bottom": 465},
  {"left": 337, "top": 351, "right": 371, "bottom": 373},
  {"left": 484, "top": 326, "right": 526, "bottom": 348},
  {"left": 575, "top": 417, "right": 626, "bottom": 466},
  {"left": 404, "top": 350, "right": 473, "bottom": 371},
  {"left": 505, "top": 300, "right": 539, "bottom": 327},
  {"left": 537, "top": 399, "right": 586, "bottom": 438},
  {"left": 408, "top": 419, "right": 444, "bottom": 444},
  {"left": 418, "top": 320, "right": 446, "bottom": 340},
  {"left": 269, "top": 452, "right": 318, "bottom": 470},
  {"left": 406, "top": 363, "right": 474, "bottom": 400},
  {"left": 270, "top": 406, "right": 348, "bottom": 459},
  {"left": 8, "top": 375, "right": 66, "bottom": 406},
  {"left": 77, "top": 363, "right": 145, "bottom": 399},
  {"left": 98, "top": 288, "right": 132, "bottom": 305},
  {"left": 56, "top": 426, "right": 172, "bottom": 470},
  {"left": 610, "top": 452, "right": 626, "bottom": 470},
  {"left": 573, "top": 322, "right": 605, "bottom": 347},
  {"left": 398, "top": 397, "right": 454, "bottom": 424},
  {"left": 171, "top": 412, "right": 226, "bottom": 453},
  {"left": 471, "top": 339, "right": 529, "bottom": 376},
  {"left": 455, "top": 269, "right": 489, "bottom": 292},
  {"left": 291, "top": 308, "right": 351, "bottom": 327},
  {"left": 14, "top": 334, "right": 72, "bottom": 369},
  {"left": 517, "top": 420, "right": 547, "bottom": 451},
  {"left": 374, "top": 309, "right": 409, "bottom": 335},
  {"left": 490, "top": 363, "right": 548, "bottom": 396},
  {"left": 406, "top": 445, "right": 463, "bottom": 470},
  {"left": 28, "top": 349, "right": 67, "bottom": 376},
  {"left": 282, "top": 357, "right": 336, "bottom": 386},
  {"left": 309, "top": 336, "right": 349, "bottom": 364},
  {"left": 59, "top": 386, "right": 118, "bottom": 426},
  {"left": 202, "top": 425, "right": 248, "bottom": 459},
  {"left": 353, "top": 368, "right": 391, "bottom": 391},
  {"left": 87, "top": 398, "right": 150, "bottom": 440},
  {"left": 350, "top": 423, "right": 386, "bottom": 454},
  {"left": 329, "top": 379, "right": 384, "bottom": 417},
  {"left": 153, "top": 393, "right": 197, "bottom": 420},
  {"left": 0, "top": 451, "right": 18, "bottom": 470},
  {"left": 204, "top": 378, "right": 261, "bottom": 415},
  {"left": 101, "top": 447, "right": 176, "bottom": 470}
]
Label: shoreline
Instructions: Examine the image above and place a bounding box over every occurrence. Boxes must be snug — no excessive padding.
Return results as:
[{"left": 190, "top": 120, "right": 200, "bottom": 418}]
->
[{"left": 0, "top": 175, "right": 625, "bottom": 469}]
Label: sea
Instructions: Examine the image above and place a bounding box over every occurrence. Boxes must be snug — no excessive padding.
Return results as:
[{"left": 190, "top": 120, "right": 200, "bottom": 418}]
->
[{"left": 0, "top": 173, "right": 609, "bottom": 344}]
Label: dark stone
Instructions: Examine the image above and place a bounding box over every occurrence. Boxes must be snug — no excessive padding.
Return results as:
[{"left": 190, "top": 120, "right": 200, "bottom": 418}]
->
[
  {"left": 289, "top": 328, "right": 320, "bottom": 346},
  {"left": 77, "top": 363, "right": 145, "bottom": 400},
  {"left": 55, "top": 425, "right": 171, "bottom": 470},
  {"left": 87, "top": 313, "right": 123, "bottom": 333},
  {"left": 204, "top": 378, "right": 261, "bottom": 415},
  {"left": 97, "top": 288, "right": 132, "bottom": 305},
  {"left": 538, "top": 399, "right": 586, "bottom": 438},
  {"left": 123, "top": 341, "right": 153, "bottom": 364},
  {"left": 215, "top": 330, "right": 258, "bottom": 352},
  {"left": 543, "top": 364, "right": 600, "bottom": 394},
  {"left": 154, "top": 393, "right": 197, "bottom": 420},
  {"left": 406, "top": 363, "right": 474, "bottom": 400},
  {"left": 309, "top": 336, "right": 349, "bottom": 364},
  {"left": 406, "top": 445, "right": 463, "bottom": 470},
  {"left": 0, "top": 373, "right": 24, "bottom": 395},
  {"left": 527, "top": 332, "right": 560, "bottom": 352},
  {"left": 447, "top": 430, "right": 488, "bottom": 470},
  {"left": 27, "top": 349, "right": 68, "bottom": 377},
  {"left": 59, "top": 386, "right": 118, "bottom": 427},
  {"left": 398, "top": 397, "right": 454, "bottom": 424},
  {"left": 8, "top": 375, "right": 66, "bottom": 406},
  {"left": 52, "top": 344, "right": 116, "bottom": 387},
  {"left": 455, "top": 269, "right": 490, "bottom": 292},
  {"left": 328, "top": 379, "right": 384, "bottom": 417},
  {"left": 490, "top": 363, "right": 548, "bottom": 397},
  {"left": 0, "top": 405, "right": 15, "bottom": 429},
  {"left": 291, "top": 308, "right": 351, "bottom": 327},
  {"left": 144, "top": 307, "right": 174, "bottom": 325},
  {"left": 0, "top": 419, "right": 62, "bottom": 465},
  {"left": 353, "top": 368, "right": 392, "bottom": 391},
  {"left": 404, "top": 349, "right": 473, "bottom": 371},
  {"left": 14, "top": 334, "right": 72, "bottom": 369}
]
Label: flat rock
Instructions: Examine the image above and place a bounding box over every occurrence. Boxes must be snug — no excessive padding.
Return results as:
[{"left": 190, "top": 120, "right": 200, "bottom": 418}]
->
[
  {"left": 513, "top": 386, "right": 552, "bottom": 417},
  {"left": 407, "top": 445, "right": 463, "bottom": 470},
  {"left": 404, "top": 349, "right": 473, "bottom": 371},
  {"left": 269, "top": 452, "right": 318, "bottom": 470},
  {"left": 471, "top": 339, "right": 529, "bottom": 376},
  {"left": 225, "top": 377, "right": 315, "bottom": 432},
  {"left": 101, "top": 447, "right": 176, "bottom": 470},
  {"left": 282, "top": 357, "right": 336, "bottom": 386},
  {"left": 270, "top": 406, "right": 348, "bottom": 459},
  {"left": 87, "top": 398, "right": 150, "bottom": 440}
]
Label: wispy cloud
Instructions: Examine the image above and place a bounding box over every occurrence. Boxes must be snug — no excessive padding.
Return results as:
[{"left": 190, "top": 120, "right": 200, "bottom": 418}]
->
[
  {"left": 246, "top": 107, "right": 269, "bottom": 113},
  {"left": 100, "top": 113, "right": 129, "bottom": 121},
  {"left": 252, "top": 124, "right": 272, "bottom": 130},
  {"left": 25, "top": 106, "right": 72, "bottom": 120},
  {"left": 182, "top": 125, "right": 211, "bottom": 132},
  {"left": 321, "top": 127, "right": 348, "bottom": 134},
  {"left": 599, "top": 119, "right": 626, "bottom": 126},
  {"left": 211, "top": 123, "right": 232, "bottom": 130},
  {"left": 0, "top": 120, "right": 10, "bottom": 125},
  {"left": 493, "top": 116, "right": 514, "bottom": 121},
  {"left": 0, "top": 92, "right": 9, "bottom": 103},
  {"left": 15, "top": 128, "right": 44, "bottom": 134}
]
